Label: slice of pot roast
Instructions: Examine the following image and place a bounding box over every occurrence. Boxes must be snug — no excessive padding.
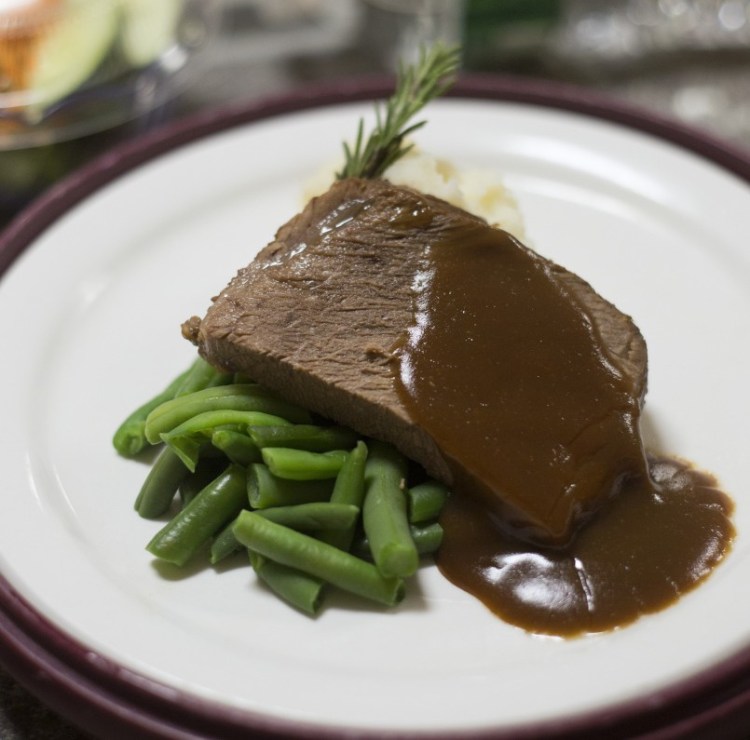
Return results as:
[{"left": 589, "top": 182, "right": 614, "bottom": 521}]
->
[{"left": 183, "top": 177, "right": 647, "bottom": 543}]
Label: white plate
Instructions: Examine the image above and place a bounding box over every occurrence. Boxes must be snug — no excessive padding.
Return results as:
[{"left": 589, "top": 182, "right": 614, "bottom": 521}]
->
[{"left": 1, "top": 84, "right": 750, "bottom": 737}]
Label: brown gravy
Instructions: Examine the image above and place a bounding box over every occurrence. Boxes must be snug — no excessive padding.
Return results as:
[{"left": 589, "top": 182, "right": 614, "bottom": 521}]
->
[
  {"left": 437, "top": 456, "right": 734, "bottom": 636},
  {"left": 393, "top": 212, "right": 735, "bottom": 636}
]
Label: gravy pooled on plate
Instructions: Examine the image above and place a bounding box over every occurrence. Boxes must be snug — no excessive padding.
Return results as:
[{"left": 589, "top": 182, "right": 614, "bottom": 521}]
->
[{"left": 393, "top": 211, "right": 734, "bottom": 635}]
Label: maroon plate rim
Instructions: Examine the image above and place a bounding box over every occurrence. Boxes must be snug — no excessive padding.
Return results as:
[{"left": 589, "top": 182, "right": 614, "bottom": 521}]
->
[{"left": 1, "top": 74, "right": 750, "bottom": 739}]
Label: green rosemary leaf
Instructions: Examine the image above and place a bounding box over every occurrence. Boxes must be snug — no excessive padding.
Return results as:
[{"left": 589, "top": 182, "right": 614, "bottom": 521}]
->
[{"left": 336, "top": 44, "right": 460, "bottom": 180}]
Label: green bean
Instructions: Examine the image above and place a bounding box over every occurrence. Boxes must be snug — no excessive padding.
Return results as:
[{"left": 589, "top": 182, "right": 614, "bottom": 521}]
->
[
  {"left": 112, "top": 367, "right": 191, "bottom": 457},
  {"left": 249, "top": 425, "right": 358, "bottom": 452},
  {"left": 261, "top": 448, "right": 348, "bottom": 480},
  {"left": 147, "top": 464, "right": 247, "bottom": 566},
  {"left": 161, "top": 410, "right": 289, "bottom": 471},
  {"left": 319, "top": 441, "right": 368, "bottom": 551},
  {"left": 174, "top": 357, "right": 233, "bottom": 397},
  {"left": 210, "top": 520, "right": 243, "bottom": 564},
  {"left": 354, "top": 522, "right": 444, "bottom": 560},
  {"left": 144, "top": 384, "right": 311, "bottom": 444},
  {"left": 134, "top": 446, "right": 191, "bottom": 518},
  {"left": 247, "top": 464, "right": 333, "bottom": 509},
  {"left": 211, "top": 429, "right": 262, "bottom": 465},
  {"left": 362, "top": 441, "right": 418, "bottom": 579},
  {"left": 412, "top": 521, "right": 443, "bottom": 554},
  {"left": 407, "top": 480, "right": 449, "bottom": 524},
  {"left": 234, "top": 512, "right": 404, "bottom": 607},
  {"left": 249, "top": 551, "right": 324, "bottom": 615},
  {"left": 256, "top": 503, "right": 359, "bottom": 531},
  {"left": 179, "top": 458, "right": 227, "bottom": 508}
]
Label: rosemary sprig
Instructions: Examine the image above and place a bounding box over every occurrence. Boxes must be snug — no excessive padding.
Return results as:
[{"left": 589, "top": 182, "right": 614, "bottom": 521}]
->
[{"left": 336, "top": 44, "right": 460, "bottom": 181}]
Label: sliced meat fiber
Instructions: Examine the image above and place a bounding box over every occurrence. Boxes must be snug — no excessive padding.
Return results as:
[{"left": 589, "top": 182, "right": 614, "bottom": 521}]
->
[{"left": 183, "top": 177, "right": 647, "bottom": 543}]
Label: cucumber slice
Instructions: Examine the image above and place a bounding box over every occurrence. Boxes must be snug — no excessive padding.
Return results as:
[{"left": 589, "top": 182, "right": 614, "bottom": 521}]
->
[
  {"left": 25, "top": 0, "right": 119, "bottom": 117},
  {"left": 119, "top": 0, "right": 181, "bottom": 68}
]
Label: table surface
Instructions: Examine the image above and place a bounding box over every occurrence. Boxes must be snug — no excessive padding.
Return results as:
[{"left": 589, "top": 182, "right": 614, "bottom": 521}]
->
[{"left": 2, "top": 1, "right": 749, "bottom": 737}]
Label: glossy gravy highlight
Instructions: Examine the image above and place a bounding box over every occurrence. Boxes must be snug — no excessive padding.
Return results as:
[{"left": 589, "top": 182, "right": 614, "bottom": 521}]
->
[
  {"left": 437, "top": 456, "right": 733, "bottom": 636},
  {"left": 394, "top": 211, "right": 734, "bottom": 636}
]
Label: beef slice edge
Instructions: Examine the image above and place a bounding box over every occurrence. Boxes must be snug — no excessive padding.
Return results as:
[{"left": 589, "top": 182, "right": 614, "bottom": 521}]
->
[{"left": 183, "top": 176, "right": 648, "bottom": 533}]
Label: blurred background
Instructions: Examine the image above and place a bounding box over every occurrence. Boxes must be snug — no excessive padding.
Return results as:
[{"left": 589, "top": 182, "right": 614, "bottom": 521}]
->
[
  {"left": 2, "top": 0, "right": 750, "bottom": 224},
  {"left": 1, "top": 0, "right": 749, "bottom": 736}
]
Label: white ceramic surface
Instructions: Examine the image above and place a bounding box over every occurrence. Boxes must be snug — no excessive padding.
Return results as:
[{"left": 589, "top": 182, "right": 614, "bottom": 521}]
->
[{"left": 1, "top": 98, "right": 749, "bottom": 734}]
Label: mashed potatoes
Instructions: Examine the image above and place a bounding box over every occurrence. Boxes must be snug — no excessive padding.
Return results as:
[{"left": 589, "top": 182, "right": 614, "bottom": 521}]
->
[
  {"left": 384, "top": 150, "right": 525, "bottom": 241},
  {"left": 304, "top": 149, "right": 525, "bottom": 241}
]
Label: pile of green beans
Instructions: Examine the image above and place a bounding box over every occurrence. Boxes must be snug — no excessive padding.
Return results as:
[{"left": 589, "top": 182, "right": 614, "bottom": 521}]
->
[{"left": 114, "top": 357, "right": 450, "bottom": 615}]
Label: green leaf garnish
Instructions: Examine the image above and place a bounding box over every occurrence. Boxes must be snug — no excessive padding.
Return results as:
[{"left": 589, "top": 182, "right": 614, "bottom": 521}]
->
[{"left": 336, "top": 44, "right": 460, "bottom": 181}]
